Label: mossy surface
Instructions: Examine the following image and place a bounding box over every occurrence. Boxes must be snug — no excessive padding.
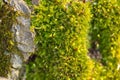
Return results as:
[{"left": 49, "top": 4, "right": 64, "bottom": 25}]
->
[{"left": 0, "top": 4, "right": 16, "bottom": 77}]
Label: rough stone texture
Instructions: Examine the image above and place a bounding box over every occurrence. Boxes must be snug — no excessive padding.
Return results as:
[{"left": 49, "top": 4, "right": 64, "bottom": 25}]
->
[
  {"left": 1, "top": 0, "right": 35, "bottom": 80},
  {"left": 7, "top": 0, "right": 35, "bottom": 60},
  {"left": 32, "top": 0, "right": 39, "bottom": 5},
  {"left": 12, "top": 17, "right": 35, "bottom": 53},
  {"left": 10, "top": 54, "right": 23, "bottom": 69},
  {"left": 8, "top": 69, "right": 19, "bottom": 80}
]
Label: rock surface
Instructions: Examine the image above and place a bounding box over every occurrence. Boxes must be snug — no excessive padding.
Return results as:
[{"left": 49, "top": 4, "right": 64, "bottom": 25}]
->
[
  {"left": 32, "top": 0, "right": 39, "bottom": 5},
  {"left": 0, "top": 0, "right": 35, "bottom": 80}
]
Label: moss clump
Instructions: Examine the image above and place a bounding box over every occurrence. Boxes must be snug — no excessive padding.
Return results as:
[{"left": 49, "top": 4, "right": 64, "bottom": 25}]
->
[
  {"left": 26, "top": 1, "right": 94, "bottom": 80},
  {"left": 0, "top": 4, "right": 16, "bottom": 77},
  {"left": 91, "top": 0, "right": 120, "bottom": 79}
]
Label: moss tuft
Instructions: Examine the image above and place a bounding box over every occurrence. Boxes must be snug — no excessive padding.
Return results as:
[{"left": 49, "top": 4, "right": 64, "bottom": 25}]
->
[{"left": 0, "top": 4, "right": 16, "bottom": 77}]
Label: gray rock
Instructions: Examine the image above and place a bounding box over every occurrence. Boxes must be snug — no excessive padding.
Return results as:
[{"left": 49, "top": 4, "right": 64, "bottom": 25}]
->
[
  {"left": 32, "top": 0, "right": 40, "bottom": 5},
  {"left": 8, "top": 68, "right": 19, "bottom": 80},
  {"left": 10, "top": 54, "right": 22, "bottom": 69},
  {"left": 12, "top": 17, "right": 35, "bottom": 53},
  {"left": 1, "top": 0, "right": 35, "bottom": 80},
  {"left": 4, "top": 0, "right": 31, "bottom": 15},
  {"left": 10, "top": 0, "right": 35, "bottom": 53}
]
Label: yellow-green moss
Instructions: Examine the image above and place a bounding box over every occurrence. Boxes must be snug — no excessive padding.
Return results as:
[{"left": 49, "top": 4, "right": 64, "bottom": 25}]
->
[{"left": 0, "top": 4, "right": 16, "bottom": 77}]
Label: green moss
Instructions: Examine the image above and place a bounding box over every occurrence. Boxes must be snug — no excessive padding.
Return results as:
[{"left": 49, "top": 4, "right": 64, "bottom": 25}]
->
[
  {"left": 91, "top": 0, "right": 120, "bottom": 79},
  {"left": 25, "top": 0, "right": 32, "bottom": 5},
  {"left": 26, "top": 1, "right": 94, "bottom": 80},
  {"left": 0, "top": 4, "right": 17, "bottom": 77}
]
